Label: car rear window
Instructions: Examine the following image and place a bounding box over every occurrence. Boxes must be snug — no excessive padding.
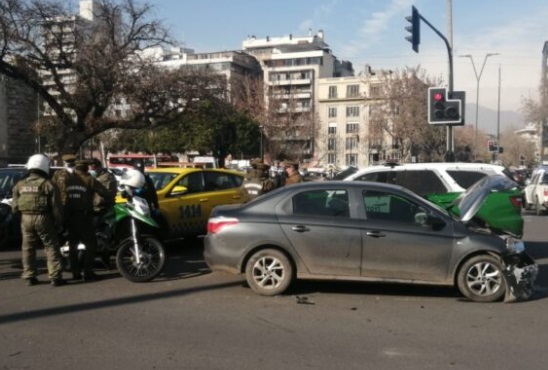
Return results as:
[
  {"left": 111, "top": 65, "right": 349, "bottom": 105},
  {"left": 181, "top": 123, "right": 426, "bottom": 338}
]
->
[
  {"left": 446, "top": 170, "right": 487, "bottom": 189},
  {"left": 394, "top": 170, "right": 446, "bottom": 196}
]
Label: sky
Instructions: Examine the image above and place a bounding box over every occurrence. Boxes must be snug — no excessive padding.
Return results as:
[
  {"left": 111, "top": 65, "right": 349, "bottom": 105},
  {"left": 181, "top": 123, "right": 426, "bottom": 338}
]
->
[{"left": 146, "top": 0, "right": 546, "bottom": 119}]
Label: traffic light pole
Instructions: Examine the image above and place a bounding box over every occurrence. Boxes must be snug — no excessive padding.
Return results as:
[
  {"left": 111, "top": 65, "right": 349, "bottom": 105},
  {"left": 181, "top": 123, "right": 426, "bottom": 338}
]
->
[{"left": 416, "top": 12, "right": 455, "bottom": 161}]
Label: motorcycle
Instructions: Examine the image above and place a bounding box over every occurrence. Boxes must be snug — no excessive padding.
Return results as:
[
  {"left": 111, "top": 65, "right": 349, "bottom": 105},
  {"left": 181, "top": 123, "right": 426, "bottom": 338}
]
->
[{"left": 61, "top": 187, "right": 166, "bottom": 283}]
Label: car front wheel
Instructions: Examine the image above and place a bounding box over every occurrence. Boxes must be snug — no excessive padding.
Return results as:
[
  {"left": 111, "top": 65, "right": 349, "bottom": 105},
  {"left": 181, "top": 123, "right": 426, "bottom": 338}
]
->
[
  {"left": 457, "top": 255, "right": 506, "bottom": 302},
  {"left": 245, "top": 249, "right": 294, "bottom": 296}
]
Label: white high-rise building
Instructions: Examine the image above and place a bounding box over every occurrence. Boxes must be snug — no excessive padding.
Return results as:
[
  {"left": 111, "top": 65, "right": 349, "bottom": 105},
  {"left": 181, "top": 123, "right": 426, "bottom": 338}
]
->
[{"left": 243, "top": 30, "right": 353, "bottom": 162}]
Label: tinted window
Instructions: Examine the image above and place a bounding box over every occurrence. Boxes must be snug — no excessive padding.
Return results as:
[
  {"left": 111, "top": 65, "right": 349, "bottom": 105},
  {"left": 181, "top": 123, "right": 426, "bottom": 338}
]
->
[
  {"left": 394, "top": 170, "right": 446, "bottom": 195},
  {"left": 203, "top": 171, "right": 242, "bottom": 191},
  {"left": 147, "top": 172, "right": 178, "bottom": 190},
  {"left": 363, "top": 190, "right": 427, "bottom": 224},
  {"left": 355, "top": 171, "right": 395, "bottom": 184},
  {"left": 293, "top": 189, "right": 349, "bottom": 218},
  {"left": 446, "top": 170, "right": 487, "bottom": 189},
  {"left": 177, "top": 172, "right": 204, "bottom": 194}
]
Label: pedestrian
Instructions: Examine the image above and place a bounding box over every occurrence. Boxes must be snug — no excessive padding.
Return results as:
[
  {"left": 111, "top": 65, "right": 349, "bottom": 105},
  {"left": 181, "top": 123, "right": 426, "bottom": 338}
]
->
[
  {"left": 63, "top": 160, "right": 114, "bottom": 281},
  {"left": 283, "top": 160, "right": 303, "bottom": 186},
  {"left": 12, "top": 154, "right": 66, "bottom": 286},
  {"left": 242, "top": 158, "right": 276, "bottom": 201}
]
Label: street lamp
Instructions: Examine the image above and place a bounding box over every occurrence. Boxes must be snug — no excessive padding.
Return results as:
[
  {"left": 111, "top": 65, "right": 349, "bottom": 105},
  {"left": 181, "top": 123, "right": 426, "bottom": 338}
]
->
[
  {"left": 459, "top": 53, "right": 499, "bottom": 155},
  {"left": 259, "top": 125, "right": 264, "bottom": 161}
]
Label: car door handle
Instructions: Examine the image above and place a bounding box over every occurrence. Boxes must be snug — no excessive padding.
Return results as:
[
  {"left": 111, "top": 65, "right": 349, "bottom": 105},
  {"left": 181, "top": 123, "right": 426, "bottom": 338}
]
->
[
  {"left": 292, "top": 225, "right": 310, "bottom": 232},
  {"left": 366, "top": 231, "right": 386, "bottom": 238}
]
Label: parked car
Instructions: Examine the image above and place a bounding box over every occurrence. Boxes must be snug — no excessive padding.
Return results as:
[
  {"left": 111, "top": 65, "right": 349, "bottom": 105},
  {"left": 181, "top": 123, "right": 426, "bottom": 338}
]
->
[
  {"left": 144, "top": 167, "right": 246, "bottom": 240},
  {"left": 523, "top": 168, "right": 548, "bottom": 214},
  {"left": 343, "top": 162, "right": 524, "bottom": 237},
  {"left": 204, "top": 176, "right": 537, "bottom": 302}
]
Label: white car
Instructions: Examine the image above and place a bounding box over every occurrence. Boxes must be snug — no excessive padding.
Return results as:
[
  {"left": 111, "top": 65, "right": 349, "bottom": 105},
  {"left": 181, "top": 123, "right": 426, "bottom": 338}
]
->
[
  {"left": 523, "top": 169, "right": 548, "bottom": 214},
  {"left": 343, "top": 162, "right": 512, "bottom": 196}
]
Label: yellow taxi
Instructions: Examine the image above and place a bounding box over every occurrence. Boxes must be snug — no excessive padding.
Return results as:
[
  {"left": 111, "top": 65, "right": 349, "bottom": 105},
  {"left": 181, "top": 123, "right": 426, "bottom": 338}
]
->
[{"left": 145, "top": 167, "right": 246, "bottom": 240}]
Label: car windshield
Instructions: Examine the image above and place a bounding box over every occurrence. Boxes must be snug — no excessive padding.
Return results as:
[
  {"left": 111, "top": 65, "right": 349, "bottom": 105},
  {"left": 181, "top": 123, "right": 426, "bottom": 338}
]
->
[
  {"left": 0, "top": 169, "right": 27, "bottom": 198},
  {"left": 147, "top": 172, "right": 178, "bottom": 190}
]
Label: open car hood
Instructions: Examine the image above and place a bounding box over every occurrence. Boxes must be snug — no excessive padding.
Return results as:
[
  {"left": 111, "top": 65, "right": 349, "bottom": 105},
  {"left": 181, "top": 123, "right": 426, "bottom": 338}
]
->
[{"left": 455, "top": 174, "right": 518, "bottom": 223}]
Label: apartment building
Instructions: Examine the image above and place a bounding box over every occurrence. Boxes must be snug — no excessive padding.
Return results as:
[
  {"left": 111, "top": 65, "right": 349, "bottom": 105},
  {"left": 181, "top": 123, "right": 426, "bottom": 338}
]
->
[
  {"left": 242, "top": 30, "right": 353, "bottom": 162},
  {"left": 0, "top": 77, "right": 38, "bottom": 166},
  {"left": 146, "top": 45, "right": 262, "bottom": 101},
  {"left": 317, "top": 65, "right": 397, "bottom": 169},
  {"left": 40, "top": 0, "right": 96, "bottom": 117}
]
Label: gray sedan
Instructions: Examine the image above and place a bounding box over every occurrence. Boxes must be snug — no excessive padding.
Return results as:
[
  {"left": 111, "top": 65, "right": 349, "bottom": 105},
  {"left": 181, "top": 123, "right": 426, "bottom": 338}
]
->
[{"left": 204, "top": 176, "right": 537, "bottom": 302}]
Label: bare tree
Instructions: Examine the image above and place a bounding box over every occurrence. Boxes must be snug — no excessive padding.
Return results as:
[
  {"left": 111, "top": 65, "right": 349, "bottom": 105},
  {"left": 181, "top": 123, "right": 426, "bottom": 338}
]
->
[
  {"left": 0, "top": 0, "right": 224, "bottom": 155},
  {"left": 233, "top": 74, "right": 320, "bottom": 163},
  {"left": 367, "top": 66, "right": 446, "bottom": 162},
  {"left": 521, "top": 79, "right": 548, "bottom": 162}
]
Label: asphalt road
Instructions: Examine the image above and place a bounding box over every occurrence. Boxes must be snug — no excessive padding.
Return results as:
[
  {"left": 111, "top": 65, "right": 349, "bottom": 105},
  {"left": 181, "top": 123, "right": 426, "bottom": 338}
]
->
[{"left": 1, "top": 212, "right": 548, "bottom": 370}]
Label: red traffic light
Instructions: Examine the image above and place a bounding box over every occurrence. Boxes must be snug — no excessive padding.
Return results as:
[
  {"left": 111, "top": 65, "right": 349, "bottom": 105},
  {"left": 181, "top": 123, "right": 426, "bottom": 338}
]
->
[{"left": 433, "top": 92, "right": 444, "bottom": 101}]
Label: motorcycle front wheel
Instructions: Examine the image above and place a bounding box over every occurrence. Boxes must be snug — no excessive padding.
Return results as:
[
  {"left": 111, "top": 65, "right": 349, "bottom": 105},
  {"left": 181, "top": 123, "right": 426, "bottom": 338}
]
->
[{"left": 115, "top": 236, "right": 166, "bottom": 282}]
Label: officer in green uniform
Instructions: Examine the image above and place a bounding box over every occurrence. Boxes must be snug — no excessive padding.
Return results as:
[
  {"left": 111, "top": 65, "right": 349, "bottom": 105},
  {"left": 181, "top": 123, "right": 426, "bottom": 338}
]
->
[
  {"left": 283, "top": 160, "right": 303, "bottom": 186},
  {"left": 12, "top": 154, "right": 66, "bottom": 286},
  {"left": 52, "top": 153, "right": 77, "bottom": 207},
  {"left": 64, "top": 160, "right": 114, "bottom": 281},
  {"left": 242, "top": 158, "right": 276, "bottom": 202}
]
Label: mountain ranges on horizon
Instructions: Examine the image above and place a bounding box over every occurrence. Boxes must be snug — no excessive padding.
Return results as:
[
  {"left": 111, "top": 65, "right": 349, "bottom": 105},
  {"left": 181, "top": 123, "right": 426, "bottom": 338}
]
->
[{"left": 463, "top": 103, "right": 526, "bottom": 135}]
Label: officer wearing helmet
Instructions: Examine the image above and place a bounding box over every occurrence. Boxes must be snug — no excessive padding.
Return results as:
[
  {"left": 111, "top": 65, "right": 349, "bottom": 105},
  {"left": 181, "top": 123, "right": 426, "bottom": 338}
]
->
[
  {"left": 12, "top": 154, "right": 66, "bottom": 286},
  {"left": 132, "top": 159, "right": 159, "bottom": 210},
  {"left": 62, "top": 159, "right": 114, "bottom": 281}
]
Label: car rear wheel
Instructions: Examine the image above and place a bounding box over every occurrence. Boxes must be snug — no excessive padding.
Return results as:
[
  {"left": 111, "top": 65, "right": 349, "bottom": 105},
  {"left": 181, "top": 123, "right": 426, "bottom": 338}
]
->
[
  {"left": 245, "top": 249, "right": 294, "bottom": 296},
  {"left": 457, "top": 255, "right": 506, "bottom": 302}
]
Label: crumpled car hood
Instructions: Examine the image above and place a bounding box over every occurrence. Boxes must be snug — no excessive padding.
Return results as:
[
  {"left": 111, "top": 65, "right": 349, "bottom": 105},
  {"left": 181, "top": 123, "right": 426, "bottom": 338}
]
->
[{"left": 454, "top": 174, "right": 518, "bottom": 223}]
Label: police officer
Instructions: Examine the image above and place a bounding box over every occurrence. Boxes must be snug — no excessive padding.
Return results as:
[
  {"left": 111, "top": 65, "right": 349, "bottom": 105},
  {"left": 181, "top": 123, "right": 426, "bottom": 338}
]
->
[
  {"left": 133, "top": 159, "right": 159, "bottom": 210},
  {"left": 64, "top": 160, "right": 114, "bottom": 281},
  {"left": 283, "top": 160, "right": 303, "bottom": 186},
  {"left": 52, "top": 153, "right": 77, "bottom": 206},
  {"left": 88, "top": 158, "right": 118, "bottom": 214},
  {"left": 88, "top": 158, "right": 118, "bottom": 266},
  {"left": 12, "top": 154, "right": 66, "bottom": 286},
  {"left": 242, "top": 158, "right": 276, "bottom": 201}
]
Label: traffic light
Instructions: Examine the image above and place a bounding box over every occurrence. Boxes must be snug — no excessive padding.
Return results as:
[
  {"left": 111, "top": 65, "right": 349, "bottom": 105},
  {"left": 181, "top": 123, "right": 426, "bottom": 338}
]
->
[
  {"left": 428, "top": 88, "right": 463, "bottom": 125},
  {"left": 488, "top": 141, "right": 497, "bottom": 152},
  {"left": 405, "top": 6, "right": 420, "bottom": 53}
]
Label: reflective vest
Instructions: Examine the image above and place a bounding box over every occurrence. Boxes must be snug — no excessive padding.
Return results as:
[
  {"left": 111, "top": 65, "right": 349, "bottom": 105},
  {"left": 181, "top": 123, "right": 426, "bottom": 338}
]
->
[{"left": 16, "top": 177, "right": 48, "bottom": 213}]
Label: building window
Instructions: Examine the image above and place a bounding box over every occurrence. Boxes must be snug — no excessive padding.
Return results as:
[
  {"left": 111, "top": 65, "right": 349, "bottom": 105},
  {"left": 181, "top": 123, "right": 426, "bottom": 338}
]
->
[
  {"left": 345, "top": 154, "right": 358, "bottom": 167},
  {"left": 346, "top": 106, "right": 360, "bottom": 117},
  {"left": 328, "top": 107, "right": 337, "bottom": 118},
  {"left": 345, "top": 137, "right": 358, "bottom": 150},
  {"left": 370, "top": 84, "right": 381, "bottom": 98},
  {"left": 346, "top": 84, "right": 360, "bottom": 98},
  {"left": 329, "top": 86, "right": 338, "bottom": 99},
  {"left": 328, "top": 126, "right": 337, "bottom": 135},
  {"left": 328, "top": 154, "right": 336, "bottom": 164},
  {"left": 328, "top": 138, "right": 337, "bottom": 150},
  {"left": 346, "top": 123, "right": 359, "bottom": 134}
]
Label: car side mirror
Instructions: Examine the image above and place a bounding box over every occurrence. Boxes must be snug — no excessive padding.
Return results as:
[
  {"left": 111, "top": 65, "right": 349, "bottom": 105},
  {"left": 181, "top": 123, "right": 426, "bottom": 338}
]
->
[
  {"left": 425, "top": 214, "right": 446, "bottom": 230},
  {"left": 170, "top": 185, "right": 188, "bottom": 197}
]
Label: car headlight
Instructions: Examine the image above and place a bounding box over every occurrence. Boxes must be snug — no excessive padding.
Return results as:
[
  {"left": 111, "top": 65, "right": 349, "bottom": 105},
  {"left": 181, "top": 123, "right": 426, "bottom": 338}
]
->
[{"left": 505, "top": 237, "right": 525, "bottom": 254}]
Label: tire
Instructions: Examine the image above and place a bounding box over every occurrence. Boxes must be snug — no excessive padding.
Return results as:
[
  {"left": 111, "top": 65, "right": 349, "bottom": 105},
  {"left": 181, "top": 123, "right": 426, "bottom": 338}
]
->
[
  {"left": 245, "top": 249, "right": 294, "bottom": 296},
  {"left": 115, "top": 236, "right": 166, "bottom": 283},
  {"left": 457, "top": 254, "right": 506, "bottom": 302}
]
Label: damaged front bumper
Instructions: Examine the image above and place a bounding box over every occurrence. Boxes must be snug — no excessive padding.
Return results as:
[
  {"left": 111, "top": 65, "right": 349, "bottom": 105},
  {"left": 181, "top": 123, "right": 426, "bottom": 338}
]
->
[{"left": 502, "top": 252, "right": 538, "bottom": 303}]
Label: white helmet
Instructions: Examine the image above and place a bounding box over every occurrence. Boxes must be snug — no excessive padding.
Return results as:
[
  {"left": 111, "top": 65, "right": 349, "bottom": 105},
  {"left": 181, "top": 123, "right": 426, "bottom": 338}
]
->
[
  {"left": 119, "top": 168, "right": 145, "bottom": 188},
  {"left": 26, "top": 154, "right": 50, "bottom": 174}
]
